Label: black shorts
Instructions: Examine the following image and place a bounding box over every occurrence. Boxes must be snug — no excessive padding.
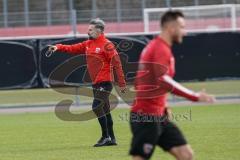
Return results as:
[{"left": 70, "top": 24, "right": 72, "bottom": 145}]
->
[
  {"left": 129, "top": 112, "right": 187, "bottom": 159},
  {"left": 92, "top": 81, "right": 113, "bottom": 116}
]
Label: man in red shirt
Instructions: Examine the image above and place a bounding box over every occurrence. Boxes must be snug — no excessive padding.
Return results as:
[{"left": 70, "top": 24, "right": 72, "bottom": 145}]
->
[
  {"left": 129, "top": 11, "right": 215, "bottom": 160},
  {"left": 49, "top": 18, "right": 126, "bottom": 147}
]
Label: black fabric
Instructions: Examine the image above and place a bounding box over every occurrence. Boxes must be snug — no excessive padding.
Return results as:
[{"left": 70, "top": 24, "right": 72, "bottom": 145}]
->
[
  {"left": 96, "top": 116, "right": 108, "bottom": 138},
  {"left": 129, "top": 120, "right": 161, "bottom": 159},
  {"left": 129, "top": 112, "right": 187, "bottom": 159},
  {"left": 92, "top": 81, "right": 114, "bottom": 138},
  {"left": 157, "top": 120, "right": 187, "bottom": 151},
  {"left": 0, "top": 41, "right": 38, "bottom": 89},
  {"left": 106, "top": 113, "right": 115, "bottom": 139},
  {"left": 1, "top": 32, "right": 240, "bottom": 90}
]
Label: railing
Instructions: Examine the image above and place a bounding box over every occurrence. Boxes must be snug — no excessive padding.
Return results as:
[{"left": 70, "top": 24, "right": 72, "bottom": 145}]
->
[
  {"left": 1, "top": 4, "right": 240, "bottom": 38},
  {"left": 144, "top": 4, "right": 240, "bottom": 33}
]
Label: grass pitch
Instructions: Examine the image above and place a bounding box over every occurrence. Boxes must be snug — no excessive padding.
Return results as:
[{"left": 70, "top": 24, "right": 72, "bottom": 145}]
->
[
  {"left": 0, "top": 80, "right": 240, "bottom": 107},
  {"left": 0, "top": 104, "right": 239, "bottom": 160}
]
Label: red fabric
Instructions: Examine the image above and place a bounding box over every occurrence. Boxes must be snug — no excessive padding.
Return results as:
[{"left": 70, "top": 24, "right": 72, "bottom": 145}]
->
[
  {"left": 131, "top": 36, "right": 199, "bottom": 116},
  {"left": 56, "top": 34, "right": 126, "bottom": 87}
]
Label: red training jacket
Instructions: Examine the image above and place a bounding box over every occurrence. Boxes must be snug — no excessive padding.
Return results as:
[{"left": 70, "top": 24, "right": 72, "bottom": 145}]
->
[
  {"left": 56, "top": 34, "right": 126, "bottom": 87},
  {"left": 131, "top": 36, "right": 199, "bottom": 116}
]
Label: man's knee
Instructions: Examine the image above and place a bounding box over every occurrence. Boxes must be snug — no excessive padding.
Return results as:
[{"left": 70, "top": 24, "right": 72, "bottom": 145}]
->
[
  {"left": 181, "top": 147, "right": 193, "bottom": 160},
  {"left": 92, "top": 99, "right": 105, "bottom": 117},
  {"left": 170, "top": 145, "right": 194, "bottom": 160}
]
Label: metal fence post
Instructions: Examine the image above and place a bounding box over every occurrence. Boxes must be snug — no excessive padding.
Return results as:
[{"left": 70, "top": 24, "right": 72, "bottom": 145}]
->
[
  {"left": 24, "top": 0, "right": 29, "bottom": 26},
  {"left": 47, "top": 0, "right": 52, "bottom": 26},
  {"left": 165, "top": 0, "right": 171, "bottom": 8},
  {"left": 3, "top": 0, "right": 8, "bottom": 27},
  {"left": 116, "top": 0, "right": 122, "bottom": 23},
  {"left": 92, "top": 0, "right": 97, "bottom": 18},
  {"left": 143, "top": 9, "right": 149, "bottom": 33},
  {"left": 194, "top": 0, "right": 199, "bottom": 6},
  {"left": 141, "top": 0, "right": 146, "bottom": 21},
  {"left": 75, "top": 87, "right": 80, "bottom": 107},
  {"left": 231, "top": 4, "right": 237, "bottom": 31},
  {"left": 69, "top": 0, "right": 74, "bottom": 24},
  {"left": 194, "top": 0, "right": 199, "bottom": 18},
  {"left": 69, "top": 0, "right": 74, "bottom": 10},
  {"left": 71, "top": 9, "right": 77, "bottom": 37}
]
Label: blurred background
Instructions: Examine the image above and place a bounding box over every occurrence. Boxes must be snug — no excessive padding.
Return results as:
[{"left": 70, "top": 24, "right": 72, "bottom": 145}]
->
[
  {"left": 1, "top": 0, "right": 240, "bottom": 37},
  {"left": 1, "top": 2, "right": 240, "bottom": 160},
  {"left": 0, "top": 0, "right": 240, "bottom": 108}
]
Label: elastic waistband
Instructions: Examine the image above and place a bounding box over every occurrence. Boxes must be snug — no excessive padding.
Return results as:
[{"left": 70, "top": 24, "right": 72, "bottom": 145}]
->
[{"left": 92, "top": 81, "right": 112, "bottom": 87}]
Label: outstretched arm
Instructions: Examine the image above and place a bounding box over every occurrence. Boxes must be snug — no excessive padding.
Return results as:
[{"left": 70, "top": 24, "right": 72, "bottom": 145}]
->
[
  {"left": 48, "top": 41, "right": 87, "bottom": 55},
  {"left": 162, "top": 75, "right": 215, "bottom": 103}
]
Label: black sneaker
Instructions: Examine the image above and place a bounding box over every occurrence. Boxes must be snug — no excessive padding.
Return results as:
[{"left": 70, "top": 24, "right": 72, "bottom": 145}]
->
[
  {"left": 93, "top": 137, "right": 111, "bottom": 147},
  {"left": 108, "top": 138, "right": 117, "bottom": 146}
]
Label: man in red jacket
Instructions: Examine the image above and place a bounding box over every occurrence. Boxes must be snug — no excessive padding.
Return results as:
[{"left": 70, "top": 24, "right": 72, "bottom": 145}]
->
[
  {"left": 49, "top": 18, "right": 126, "bottom": 147},
  {"left": 129, "top": 11, "right": 215, "bottom": 160}
]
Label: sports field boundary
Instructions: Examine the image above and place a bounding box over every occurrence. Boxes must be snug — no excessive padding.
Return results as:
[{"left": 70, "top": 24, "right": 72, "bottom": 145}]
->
[{"left": 0, "top": 96, "right": 239, "bottom": 114}]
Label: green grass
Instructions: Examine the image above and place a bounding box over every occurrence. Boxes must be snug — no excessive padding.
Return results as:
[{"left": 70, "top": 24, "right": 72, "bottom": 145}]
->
[
  {"left": 0, "top": 80, "right": 240, "bottom": 106},
  {"left": 0, "top": 87, "right": 78, "bottom": 106},
  {"left": 181, "top": 80, "right": 240, "bottom": 95},
  {"left": 0, "top": 104, "right": 240, "bottom": 160}
]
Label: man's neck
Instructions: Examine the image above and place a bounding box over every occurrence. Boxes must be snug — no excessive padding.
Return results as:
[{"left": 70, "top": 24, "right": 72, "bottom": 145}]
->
[
  {"left": 159, "top": 32, "right": 172, "bottom": 46},
  {"left": 95, "top": 33, "right": 104, "bottom": 40}
]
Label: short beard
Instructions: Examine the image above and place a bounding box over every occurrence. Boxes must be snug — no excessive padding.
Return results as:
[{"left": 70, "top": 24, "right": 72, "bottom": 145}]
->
[
  {"left": 88, "top": 32, "right": 98, "bottom": 40},
  {"left": 172, "top": 35, "right": 182, "bottom": 44}
]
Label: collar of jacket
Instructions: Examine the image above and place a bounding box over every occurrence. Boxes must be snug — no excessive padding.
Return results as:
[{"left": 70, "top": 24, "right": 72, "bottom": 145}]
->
[{"left": 92, "top": 34, "right": 106, "bottom": 43}]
